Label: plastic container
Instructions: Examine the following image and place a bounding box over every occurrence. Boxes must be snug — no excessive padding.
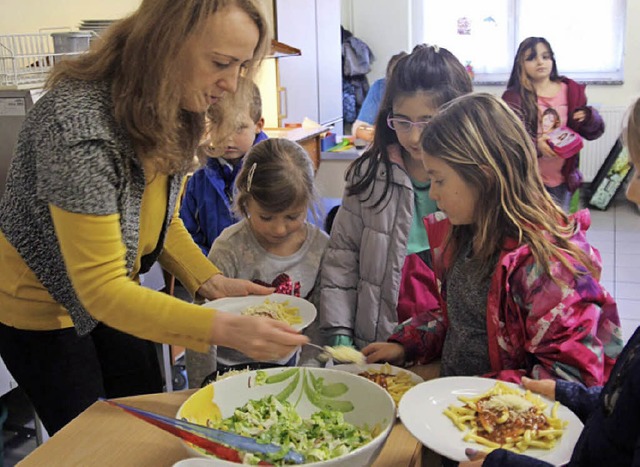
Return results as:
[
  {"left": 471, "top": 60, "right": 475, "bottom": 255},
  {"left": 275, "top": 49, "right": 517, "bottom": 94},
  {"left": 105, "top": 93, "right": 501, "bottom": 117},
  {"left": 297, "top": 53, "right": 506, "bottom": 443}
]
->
[
  {"left": 547, "top": 126, "right": 584, "bottom": 159},
  {"left": 51, "top": 31, "right": 92, "bottom": 54}
]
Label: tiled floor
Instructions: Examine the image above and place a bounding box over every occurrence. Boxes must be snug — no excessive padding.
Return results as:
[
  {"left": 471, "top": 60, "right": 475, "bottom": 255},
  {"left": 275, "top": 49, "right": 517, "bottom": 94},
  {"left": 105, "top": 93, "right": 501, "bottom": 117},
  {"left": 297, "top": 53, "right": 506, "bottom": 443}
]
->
[{"left": 2, "top": 195, "right": 640, "bottom": 466}]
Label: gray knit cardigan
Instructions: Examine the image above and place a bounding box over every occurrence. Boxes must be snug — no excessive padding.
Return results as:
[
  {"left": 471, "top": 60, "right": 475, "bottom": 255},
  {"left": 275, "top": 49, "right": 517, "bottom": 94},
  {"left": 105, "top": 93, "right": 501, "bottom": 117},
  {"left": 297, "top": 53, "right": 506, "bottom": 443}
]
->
[{"left": 0, "top": 79, "right": 184, "bottom": 335}]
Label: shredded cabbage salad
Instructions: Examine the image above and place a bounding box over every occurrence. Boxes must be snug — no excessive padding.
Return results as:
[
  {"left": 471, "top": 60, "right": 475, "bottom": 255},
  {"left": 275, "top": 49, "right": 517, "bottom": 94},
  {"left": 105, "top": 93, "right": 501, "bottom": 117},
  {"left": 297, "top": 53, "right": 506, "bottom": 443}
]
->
[{"left": 210, "top": 395, "right": 373, "bottom": 464}]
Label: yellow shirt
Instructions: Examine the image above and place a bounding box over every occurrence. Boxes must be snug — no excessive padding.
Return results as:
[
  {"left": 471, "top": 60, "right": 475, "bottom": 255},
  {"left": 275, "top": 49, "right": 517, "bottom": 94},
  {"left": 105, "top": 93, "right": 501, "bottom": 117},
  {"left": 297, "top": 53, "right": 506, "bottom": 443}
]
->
[{"left": 0, "top": 167, "right": 219, "bottom": 352}]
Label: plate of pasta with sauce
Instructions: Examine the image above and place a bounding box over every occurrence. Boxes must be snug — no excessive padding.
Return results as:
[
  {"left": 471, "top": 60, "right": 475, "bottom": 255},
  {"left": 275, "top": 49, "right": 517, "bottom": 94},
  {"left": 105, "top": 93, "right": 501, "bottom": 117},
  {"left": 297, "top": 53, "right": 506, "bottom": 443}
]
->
[
  {"left": 202, "top": 293, "right": 316, "bottom": 331},
  {"left": 333, "top": 363, "right": 423, "bottom": 407},
  {"left": 398, "top": 376, "right": 583, "bottom": 465}
]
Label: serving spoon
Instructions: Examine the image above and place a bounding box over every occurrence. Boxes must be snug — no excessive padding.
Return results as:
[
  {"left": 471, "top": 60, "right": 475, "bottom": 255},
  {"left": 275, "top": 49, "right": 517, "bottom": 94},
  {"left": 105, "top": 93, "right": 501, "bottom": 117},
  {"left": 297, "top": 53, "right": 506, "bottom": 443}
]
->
[
  {"left": 101, "top": 399, "right": 304, "bottom": 464},
  {"left": 305, "top": 343, "right": 366, "bottom": 365}
]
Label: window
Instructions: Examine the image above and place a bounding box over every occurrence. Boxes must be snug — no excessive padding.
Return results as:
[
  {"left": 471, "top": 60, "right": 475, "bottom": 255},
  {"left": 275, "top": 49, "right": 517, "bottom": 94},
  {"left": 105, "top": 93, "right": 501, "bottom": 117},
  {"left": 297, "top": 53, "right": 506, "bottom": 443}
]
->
[{"left": 423, "top": 0, "right": 626, "bottom": 84}]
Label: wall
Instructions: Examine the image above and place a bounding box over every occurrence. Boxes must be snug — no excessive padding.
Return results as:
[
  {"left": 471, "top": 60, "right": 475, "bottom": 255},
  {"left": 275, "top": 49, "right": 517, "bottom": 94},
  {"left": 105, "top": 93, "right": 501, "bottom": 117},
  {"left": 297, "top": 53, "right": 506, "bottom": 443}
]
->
[
  {"left": 341, "top": 0, "right": 640, "bottom": 109},
  {"left": 341, "top": 0, "right": 424, "bottom": 82},
  {"left": 0, "top": 0, "right": 140, "bottom": 34}
]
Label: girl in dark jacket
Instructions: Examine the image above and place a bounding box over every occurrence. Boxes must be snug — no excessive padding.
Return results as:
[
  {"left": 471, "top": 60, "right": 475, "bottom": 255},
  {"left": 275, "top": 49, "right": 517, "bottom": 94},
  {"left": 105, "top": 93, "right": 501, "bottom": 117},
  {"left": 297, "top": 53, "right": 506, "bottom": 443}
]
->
[{"left": 502, "top": 37, "right": 604, "bottom": 212}]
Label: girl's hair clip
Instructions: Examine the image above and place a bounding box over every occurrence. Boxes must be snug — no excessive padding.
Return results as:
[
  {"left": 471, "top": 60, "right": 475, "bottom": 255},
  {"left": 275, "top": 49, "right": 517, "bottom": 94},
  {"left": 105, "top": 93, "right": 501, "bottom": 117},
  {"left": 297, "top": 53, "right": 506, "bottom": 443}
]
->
[
  {"left": 426, "top": 43, "right": 440, "bottom": 53},
  {"left": 247, "top": 162, "right": 257, "bottom": 193}
]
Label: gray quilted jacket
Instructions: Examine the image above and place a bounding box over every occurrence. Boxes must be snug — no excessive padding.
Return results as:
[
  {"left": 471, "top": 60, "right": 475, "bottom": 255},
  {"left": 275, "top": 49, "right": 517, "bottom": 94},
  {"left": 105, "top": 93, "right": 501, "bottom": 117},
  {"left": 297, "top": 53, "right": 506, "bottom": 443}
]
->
[
  {"left": 0, "top": 78, "right": 184, "bottom": 335},
  {"left": 319, "top": 144, "right": 414, "bottom": 348}
]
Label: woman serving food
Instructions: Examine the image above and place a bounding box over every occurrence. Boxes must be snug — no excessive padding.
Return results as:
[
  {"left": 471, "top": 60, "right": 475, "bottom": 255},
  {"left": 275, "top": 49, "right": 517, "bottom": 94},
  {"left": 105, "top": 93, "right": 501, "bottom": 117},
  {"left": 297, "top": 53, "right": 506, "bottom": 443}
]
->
[{"left": 0, "top": 0, "right": 307, "bottom": 436}]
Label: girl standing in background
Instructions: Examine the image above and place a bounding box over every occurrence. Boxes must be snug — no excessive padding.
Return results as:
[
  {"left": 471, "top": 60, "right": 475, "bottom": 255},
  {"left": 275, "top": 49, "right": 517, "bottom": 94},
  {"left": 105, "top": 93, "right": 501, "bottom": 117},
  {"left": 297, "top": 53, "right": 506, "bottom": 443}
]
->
[
  {"left": 502, "top": 37, "right": 604, "bottom": 212},
  {"left": 319, "top": 44, "right": 473, "bottom": 350},
  {"left": 187, "top": 138, "right": 329, "bottom": 386}
]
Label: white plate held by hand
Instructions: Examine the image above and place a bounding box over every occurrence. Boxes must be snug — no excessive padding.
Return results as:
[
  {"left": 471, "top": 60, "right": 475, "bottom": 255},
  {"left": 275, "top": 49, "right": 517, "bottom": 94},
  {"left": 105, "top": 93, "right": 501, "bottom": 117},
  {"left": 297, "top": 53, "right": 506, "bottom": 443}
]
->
[
  {"left": 398, "top": 376, "right": 583, "bottom": 465},
  {"left": 202, "top": 293, "right": 316, "bottom": 331}
]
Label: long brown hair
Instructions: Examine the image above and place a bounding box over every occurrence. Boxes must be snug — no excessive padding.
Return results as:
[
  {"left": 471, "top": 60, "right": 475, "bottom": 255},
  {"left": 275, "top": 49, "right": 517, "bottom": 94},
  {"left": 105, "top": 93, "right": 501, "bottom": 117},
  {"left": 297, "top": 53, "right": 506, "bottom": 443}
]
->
[
  {"left": 421, "top": 93, "right": 597, "bottom": 281},
  {"left": 47, "top": 0, "right": 270, "bottom": 174},
  {"left": 348, "top": 44, "right": 472, "bottom": 208},
  {"left": 506, "top": 37, "right": 560, "bottom": 138}
]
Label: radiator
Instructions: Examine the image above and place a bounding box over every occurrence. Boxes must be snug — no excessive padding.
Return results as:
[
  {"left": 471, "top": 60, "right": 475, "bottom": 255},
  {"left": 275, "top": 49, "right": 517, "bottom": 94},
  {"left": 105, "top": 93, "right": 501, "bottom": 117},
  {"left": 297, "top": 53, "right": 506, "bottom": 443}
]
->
[{"left": 580, "top": 106, "right": 626, "bottom": 182}]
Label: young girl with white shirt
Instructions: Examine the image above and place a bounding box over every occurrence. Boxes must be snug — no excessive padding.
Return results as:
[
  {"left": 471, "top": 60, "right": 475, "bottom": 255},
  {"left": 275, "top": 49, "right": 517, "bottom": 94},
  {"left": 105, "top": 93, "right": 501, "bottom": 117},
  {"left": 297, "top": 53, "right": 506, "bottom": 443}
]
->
[{"left": 186, "top": 138, "right": 329, "bottom": 386}]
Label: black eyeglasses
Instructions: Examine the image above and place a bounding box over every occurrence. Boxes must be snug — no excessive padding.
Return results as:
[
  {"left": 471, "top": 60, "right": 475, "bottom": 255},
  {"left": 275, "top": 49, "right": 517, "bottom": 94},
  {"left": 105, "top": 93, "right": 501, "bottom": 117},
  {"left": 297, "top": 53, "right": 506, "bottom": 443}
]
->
[{"left": 386, "top": 115, "right": 431, "bottom": 133}]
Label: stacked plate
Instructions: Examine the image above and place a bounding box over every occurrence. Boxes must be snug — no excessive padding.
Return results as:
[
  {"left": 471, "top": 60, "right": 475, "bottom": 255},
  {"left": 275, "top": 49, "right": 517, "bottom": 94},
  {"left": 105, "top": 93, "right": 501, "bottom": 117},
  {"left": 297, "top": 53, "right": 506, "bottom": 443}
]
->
[{"left": 79, "top": 19, "right": 116, "bottom": 38}]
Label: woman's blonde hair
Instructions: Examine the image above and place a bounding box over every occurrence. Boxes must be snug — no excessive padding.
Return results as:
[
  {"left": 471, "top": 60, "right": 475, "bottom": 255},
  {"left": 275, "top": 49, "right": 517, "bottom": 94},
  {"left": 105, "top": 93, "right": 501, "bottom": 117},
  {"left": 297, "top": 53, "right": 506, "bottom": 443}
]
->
[
  {"left": 421, "top": 93, "right": 597, "bottom": 280},
  {"left": 47, "top": 0, "right": 271, "bottom": 174},
  {"left": 233, "top": 138, "right": 319, "bottom": 221}
]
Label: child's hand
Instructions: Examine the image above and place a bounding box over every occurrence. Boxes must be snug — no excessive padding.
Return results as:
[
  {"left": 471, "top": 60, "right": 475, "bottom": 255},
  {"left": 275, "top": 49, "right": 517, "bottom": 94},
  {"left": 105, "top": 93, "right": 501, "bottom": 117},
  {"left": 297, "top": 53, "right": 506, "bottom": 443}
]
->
[
  {"left": 537, "top": 135, "right": 557, "bottom": 158},
  {"left": 573, "top": 109, "right": 587, "bottom": 123},
  {"left": 521, "top": 376, "right": 556, "bottom": 400},
  {"left": 459, "top": 448, "right": 488, "bottom": 466},
  {"left": 362, "top": 342, "right": 406, "bottom": 365},
  {"left": 198, "top": 274, "right": 274, "bottom": 300}
]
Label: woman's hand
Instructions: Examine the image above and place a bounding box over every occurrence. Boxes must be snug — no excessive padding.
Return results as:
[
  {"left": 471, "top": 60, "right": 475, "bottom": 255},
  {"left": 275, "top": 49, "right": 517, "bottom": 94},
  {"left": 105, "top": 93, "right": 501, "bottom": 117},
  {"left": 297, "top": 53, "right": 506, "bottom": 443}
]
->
[
  {"left": 197, "top": 273, "right": 274, "bottom": 301},
  {"left": 521, "top": 376, "right": 556, "bottom": 400},
  {"left": 537, "top": 135, "right": 557, "bottom": 158},
  {"left": 210, "top": 312, "right": 308, "bottom": 361},
  {"left": 459, "top": 448, "right": 488, "bottom": 466},
  {"left": 362, "top": 342, "right": 406, "bottom": 365}
]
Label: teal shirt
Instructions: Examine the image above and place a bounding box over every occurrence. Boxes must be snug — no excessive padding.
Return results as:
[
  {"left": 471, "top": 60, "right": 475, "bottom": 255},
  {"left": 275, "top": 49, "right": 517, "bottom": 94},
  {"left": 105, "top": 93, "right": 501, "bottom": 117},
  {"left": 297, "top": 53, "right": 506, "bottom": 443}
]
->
[{"left": 406, "top": 180, "right": 438, "bottom": 255}]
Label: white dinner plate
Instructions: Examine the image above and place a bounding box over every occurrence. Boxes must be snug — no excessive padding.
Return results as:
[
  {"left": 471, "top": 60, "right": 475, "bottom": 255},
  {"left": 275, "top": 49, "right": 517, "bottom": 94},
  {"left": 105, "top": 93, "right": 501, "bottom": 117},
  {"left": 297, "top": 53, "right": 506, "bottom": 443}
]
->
[
  {"left": 398, "top": 376, "right": 583, "bottom": 465},
  {"left": 202, "top": 293, "right": 316, "bottom": 331}
]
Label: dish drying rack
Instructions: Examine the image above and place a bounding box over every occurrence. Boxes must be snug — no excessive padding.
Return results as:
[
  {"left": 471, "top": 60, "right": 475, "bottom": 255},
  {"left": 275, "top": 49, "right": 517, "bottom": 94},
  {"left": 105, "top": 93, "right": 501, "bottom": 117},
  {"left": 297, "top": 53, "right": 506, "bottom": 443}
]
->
[{"left": 0, "top": 31, "right": 86, "bottom": 88}]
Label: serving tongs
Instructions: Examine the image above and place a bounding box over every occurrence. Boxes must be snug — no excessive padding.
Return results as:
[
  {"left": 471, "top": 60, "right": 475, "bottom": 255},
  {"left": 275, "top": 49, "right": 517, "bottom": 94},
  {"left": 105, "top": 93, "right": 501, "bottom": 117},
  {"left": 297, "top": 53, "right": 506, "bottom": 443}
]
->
[{"left": 100, "top": 399, "right": 305, "bottom": 464}]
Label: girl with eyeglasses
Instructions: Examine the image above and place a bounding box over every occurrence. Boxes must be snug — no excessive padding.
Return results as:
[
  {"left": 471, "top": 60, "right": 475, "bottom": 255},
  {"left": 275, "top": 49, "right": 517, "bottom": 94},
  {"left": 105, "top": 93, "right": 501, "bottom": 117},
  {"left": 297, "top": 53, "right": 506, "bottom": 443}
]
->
[{"left": 319, "top": 44, "right": 472, "bottom": 349}]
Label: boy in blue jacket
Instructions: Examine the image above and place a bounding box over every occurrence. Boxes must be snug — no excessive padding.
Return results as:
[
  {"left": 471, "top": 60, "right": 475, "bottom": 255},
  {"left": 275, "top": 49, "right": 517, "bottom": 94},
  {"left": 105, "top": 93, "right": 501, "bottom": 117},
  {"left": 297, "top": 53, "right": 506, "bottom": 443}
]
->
[{"left": 180, "top": 80, "right": 268, "bottom": 255}]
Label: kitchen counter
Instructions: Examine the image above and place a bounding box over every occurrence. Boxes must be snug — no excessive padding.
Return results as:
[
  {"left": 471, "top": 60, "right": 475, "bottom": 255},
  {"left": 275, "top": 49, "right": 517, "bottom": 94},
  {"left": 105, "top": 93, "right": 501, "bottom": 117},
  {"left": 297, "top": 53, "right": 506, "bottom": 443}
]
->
[
  {"left": 264, "top": 126, "right": 328, "bottom": 170},
  {"left": 315, "top": 147, "right": 364, "bottom": 199}
]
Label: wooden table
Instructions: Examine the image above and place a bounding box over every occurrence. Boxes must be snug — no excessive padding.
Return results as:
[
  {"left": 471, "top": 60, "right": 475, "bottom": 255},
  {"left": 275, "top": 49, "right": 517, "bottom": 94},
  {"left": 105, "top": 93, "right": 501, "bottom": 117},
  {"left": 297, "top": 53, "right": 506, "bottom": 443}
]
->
[{"left": 17, "top": 364, "right": 441, "bottom": 467}]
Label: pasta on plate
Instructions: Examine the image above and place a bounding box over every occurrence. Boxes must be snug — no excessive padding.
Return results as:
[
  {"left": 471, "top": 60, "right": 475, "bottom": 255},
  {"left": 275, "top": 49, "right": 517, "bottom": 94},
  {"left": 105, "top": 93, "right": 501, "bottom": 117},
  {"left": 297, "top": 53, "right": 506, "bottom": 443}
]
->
[
  {"left": 357, "top": 363, "right": 419, "bottom": 406},
  {"left": 444, "top": 381, "right": 567, "bottom": 453},
  {"left": 241, "top": 298, "right": 301, "bottom": 326}
]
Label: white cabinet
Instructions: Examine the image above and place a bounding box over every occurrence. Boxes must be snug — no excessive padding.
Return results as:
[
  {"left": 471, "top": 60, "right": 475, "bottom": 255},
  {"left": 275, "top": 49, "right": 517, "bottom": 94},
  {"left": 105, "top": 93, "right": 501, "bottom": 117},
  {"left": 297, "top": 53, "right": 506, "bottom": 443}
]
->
[
  {"left": 315, "top": 0, "right": 343, "bottom": 130},
  {"left": 274, "top": 0, "right": 343, "bottom": 133}
]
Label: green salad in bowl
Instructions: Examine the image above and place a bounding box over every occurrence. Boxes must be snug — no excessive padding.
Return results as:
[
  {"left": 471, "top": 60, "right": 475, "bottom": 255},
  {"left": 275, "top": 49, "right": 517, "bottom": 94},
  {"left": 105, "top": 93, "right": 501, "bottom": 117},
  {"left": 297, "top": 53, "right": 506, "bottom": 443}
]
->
[{"left": 176, "top": 367, "right": 396, "bottom": 466}]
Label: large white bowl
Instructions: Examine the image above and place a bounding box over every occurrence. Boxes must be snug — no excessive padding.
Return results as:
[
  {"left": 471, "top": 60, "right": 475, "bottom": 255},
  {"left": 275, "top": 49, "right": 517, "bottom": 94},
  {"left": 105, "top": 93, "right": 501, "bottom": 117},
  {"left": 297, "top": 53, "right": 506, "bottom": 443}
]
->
[{"left": 176, "top": 367, "right": 396, "bottom": 466}]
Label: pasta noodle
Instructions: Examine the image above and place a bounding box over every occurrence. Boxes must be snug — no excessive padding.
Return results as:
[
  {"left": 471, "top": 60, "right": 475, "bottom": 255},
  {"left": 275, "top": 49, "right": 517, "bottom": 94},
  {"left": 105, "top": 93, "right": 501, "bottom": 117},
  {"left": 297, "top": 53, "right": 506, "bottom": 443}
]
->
[
  {"left": 357, "top": 363, "right": 418, "bottom": 405},
  {"left": 443, "top": 381, "right": 567, "bottom": 454},
  {"left": 241, "top": 298, "right": 302, "bottom": 326}
]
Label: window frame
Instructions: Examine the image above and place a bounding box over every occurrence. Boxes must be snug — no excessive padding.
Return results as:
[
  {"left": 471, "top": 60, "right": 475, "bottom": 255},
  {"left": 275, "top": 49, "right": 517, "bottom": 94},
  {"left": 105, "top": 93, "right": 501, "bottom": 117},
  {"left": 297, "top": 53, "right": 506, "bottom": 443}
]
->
[{"left": 423, "top": 0, "right": 626, "bottom": 85}]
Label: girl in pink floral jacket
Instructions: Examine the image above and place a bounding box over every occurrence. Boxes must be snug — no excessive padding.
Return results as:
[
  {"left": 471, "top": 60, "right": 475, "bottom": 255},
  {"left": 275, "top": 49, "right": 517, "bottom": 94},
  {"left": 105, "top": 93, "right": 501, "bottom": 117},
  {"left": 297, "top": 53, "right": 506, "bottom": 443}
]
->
[{"left": 363, "top": 93, "right": 622, "bottom": 387}]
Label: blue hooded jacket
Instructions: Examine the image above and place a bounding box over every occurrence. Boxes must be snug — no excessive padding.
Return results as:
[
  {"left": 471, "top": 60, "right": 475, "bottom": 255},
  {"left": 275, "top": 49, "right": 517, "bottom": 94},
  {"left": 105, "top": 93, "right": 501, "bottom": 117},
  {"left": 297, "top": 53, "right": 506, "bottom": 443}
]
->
[{"left": 180, "top": 131, "right": 268, "bottom": 255}]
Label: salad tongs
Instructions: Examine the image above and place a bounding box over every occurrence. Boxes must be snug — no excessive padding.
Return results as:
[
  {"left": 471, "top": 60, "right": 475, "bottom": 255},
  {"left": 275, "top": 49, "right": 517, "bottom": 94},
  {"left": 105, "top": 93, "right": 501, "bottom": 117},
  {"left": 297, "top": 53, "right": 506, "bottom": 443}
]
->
[{"left": 101, "top": 399, "right": 305, "bottom": 464}]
